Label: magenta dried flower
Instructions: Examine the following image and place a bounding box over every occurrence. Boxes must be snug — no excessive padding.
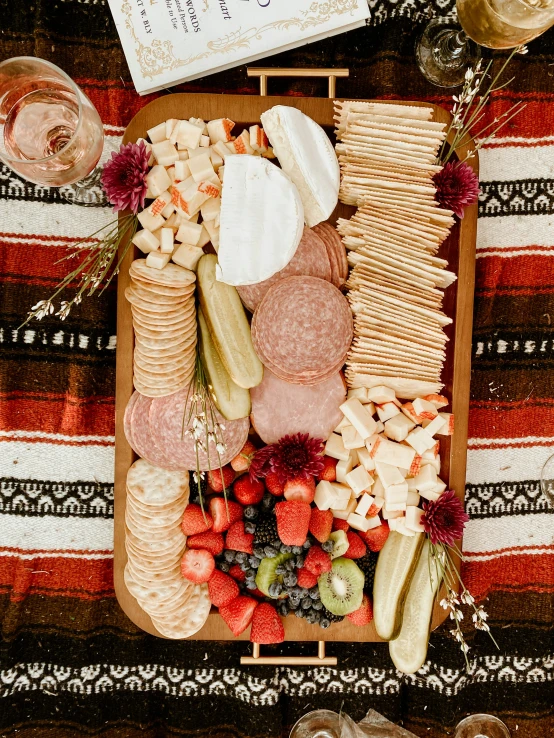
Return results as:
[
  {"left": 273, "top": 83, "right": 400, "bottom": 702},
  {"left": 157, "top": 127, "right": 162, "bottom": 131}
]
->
[
  {"left": 433, "top": 161, "right": 480, "bottom": 219},
  {"left": 422, "top": 490, "right": 469, "bottom": 546},
  {"left": 101, "top": 141, "right": 150, "bottom": 213}
]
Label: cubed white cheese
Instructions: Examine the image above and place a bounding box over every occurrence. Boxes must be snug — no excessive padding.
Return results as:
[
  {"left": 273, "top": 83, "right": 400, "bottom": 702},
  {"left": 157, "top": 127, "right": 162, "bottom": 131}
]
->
[
  {"left": 200, "top": 135, "right": 210, "bottom": 147},
  {"left": 188, "top": 152, "right": 214, "bottom": 183},
  {"left": 371, "top": 436, "right": 416, "bottom": 469},
  {"left": 314, "top": 480, "right": 336, "bottom": 511},
  {"left": 395, "top": 518, "right": 416, "bottom": 536},
  {"left": 207, "top": 118, "right": 234, "bottom": 144},
  {"left": 376, "top": 402, "right": 400, "bottom": 423},
  {"left": 145, "top": 251, "right": 170, "bottom": 269},
  {"left": 334, "top": 416, "right": 351, "bottom": 434},
  {"left": 374, "top": 421, "right": 385, "bottom": 434},
  {"left": 367, "top": 385, "right": 397, "bottom": 404},
  {"left": 372, "top": 476, "right": 385, "bottom": 499},
  {"left": 413, "top": 397, "right": 439, "bottom": 420},
  {"left": 330, "top": 483, "right": 353, "bottom": 510},
  {"left": 405, "top": 427, "right": 436, "bottom": 455},
  {"left": 384, "top": 482, "right": 409, "bottom": 504},
  {"left": 402, "top": 402, "right": 423, "bottom": 425},
  {"left": 345, "top": 465, "right": 372, "bottom": 497},
  {"left": 342, "top": 424, "right": 365, "bottom": 450},
  {"left": 137, "top": 210, "right": 165, "bottom": 233},
  {"left": 421, "top": 456, "right": 441, "bottom": 474},
  {"left": 355, "top": 493, "right": 374, "bottom": 517},
  {"left": 152, "top": 140, "right": 179, "bottom": 167},
  {"left": 203, "top": 218, "right": 220, "bottom": 250},
  {"left": 197, "top": 225, "right": 211, "bottom": 249},
  {"left": 346, "top": 512, "right": 373, "bottom": 532},
  {"left": 176, "top": 220, "right": 203, "bottom": 246},
  {"left": 382, "top": 508, "right": 403, "bottom": 521},
  {"left": 159, "top": 228, "right": 174, "bottom": 254},
  {"left": 146, "top": 165, "right": 171, "bottom": 198},
  {"left": 434, "top": 479, "right": 447, "bottom": 495},
  {"left": 405, "top": 506, "right": 425, "bottom": 533},
  {"left": 422, "top": 414, "right": 446, "bottom": 437},
  {"left": 165, "top": 118, "right": 179, "bottom": 139},
  {"left": 331, "top": 496, "right": 357, "bottom": 520},
  {"left": 340, "top": 398, "right": 377, "bottom": 440},
  {"left": 201, "top": 196, "right": 221, "bottom": 222},
  {"left": 356, "top": 447, "right": 375, "bottom": 472},
  {"left": 375, "top": 461, "right": 405, "bottom": 488},
  {"left": 336, "top": 455, "right": 354, "bottom": 485},
  {"left": 384, "top": 413, "right": 415, "bottom": 442},
  {"left": 178, "top": 149, "right": 189, "bottom": 160},
  {"left": 148, "top": 190, "right": 172, "bottom": 218},
  {"left": 406, "top": 490, "right": 421, "bottom": 506},
  {"left": 176, "top": 120, "right": 203, "bottom": 149},
  {"left": 172, "top": 243, "right": 204, "bottom": 271},
  {"left": 132, "top": 229, "right": 159, "bottom": 254},
  {"left": 413, "top": 464, "right": 438, "bottom": 496},
  {"left": 147, "top": 122, "right": 167, "bottom": 144},
  {"left": 347, "top": 387, "right": 368, "bottom": 402},
  {"left": 174, "top": 160, "right": 191, "bottom": 182},
  {"left": 386, "top": 501, "right": 407, "bottom": 513},
  {"left": 325, "top": 433, "right": 349, "bottom": 461},
  {"left": 210, "top": 148, "right": 224, "bottom": 170},
  {"left": 437, "top": 413, "right": 454, "bottom": 435}
]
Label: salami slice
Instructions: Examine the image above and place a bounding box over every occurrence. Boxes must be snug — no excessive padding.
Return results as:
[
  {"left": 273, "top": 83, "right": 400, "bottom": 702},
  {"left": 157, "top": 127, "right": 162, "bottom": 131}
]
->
[
  {"left": 124, "top": 392, "right": 139, "bottom": 452},
  {"left": 129, "top": 393, "right": 164, "bottom": 467},
  {"left": 313, "top": 222, "right": 348, "bottom": 286},
  {"left": 312, "top": 223, "right": 341, "bottom": 288},
  {"left": 252, "top": 276, "right": 353, "bottom": 383},
  {"left": 251, "top": 368, "right": 346, "bottom": 444},
  {"left": 148, "top": 389, "right": 249, "bottom": 471},
  {"left": 237, "top": 227, "right": 332, "bottom": 312}
]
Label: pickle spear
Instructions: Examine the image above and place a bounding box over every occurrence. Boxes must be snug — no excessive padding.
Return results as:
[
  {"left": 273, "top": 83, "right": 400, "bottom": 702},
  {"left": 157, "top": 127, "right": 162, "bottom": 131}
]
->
[
  {"left": 389, "top": 539, "right": 442, "bottom": 674},
  {"left": 197, "top": 254, "right": 263, "bottom": 389},
  {"left": 198, "top": 308, "right": 251, "bottom": 420},
  {"left": 373, "top": 531, "right": 424, "bottom": 641}
]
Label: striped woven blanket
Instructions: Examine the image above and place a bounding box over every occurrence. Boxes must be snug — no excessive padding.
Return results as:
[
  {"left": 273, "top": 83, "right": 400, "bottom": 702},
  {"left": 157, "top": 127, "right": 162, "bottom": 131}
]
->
[{"left": 0, "top": 2, "right": 552, "bottom": 736}]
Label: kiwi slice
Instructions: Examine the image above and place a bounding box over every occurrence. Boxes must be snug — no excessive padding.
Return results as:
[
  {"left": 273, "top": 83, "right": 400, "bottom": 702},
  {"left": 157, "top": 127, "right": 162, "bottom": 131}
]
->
[
  {"left": 329, "top": 530, "right": 349, "bottom": 559},
  {"left": 318, "top": 557, "right": 364, "bottom": 616},
  {"left": 373, "top": 531, "right": 425, "bottom": 641},
  {"left": 389, "top": 540, "right": 442, "bottom": 674},
  {"left": 255, "top": 552, "right": 293, "bottom": 597}
]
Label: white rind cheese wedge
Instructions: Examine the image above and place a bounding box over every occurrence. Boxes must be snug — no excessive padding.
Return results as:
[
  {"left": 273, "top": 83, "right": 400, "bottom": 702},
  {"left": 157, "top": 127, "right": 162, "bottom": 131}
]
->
[
  {"left": 261, "top": 105, "right": 339, "bottom": 227},
  {"left": 216, "top": 155, "right": 304, "bottom": 286}
]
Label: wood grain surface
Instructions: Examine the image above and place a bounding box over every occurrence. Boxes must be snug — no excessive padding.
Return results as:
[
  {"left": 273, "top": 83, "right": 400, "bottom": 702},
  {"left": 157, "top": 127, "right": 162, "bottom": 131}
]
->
[{"left": 114, "top": 93, "right": 478, "bottom": 642}]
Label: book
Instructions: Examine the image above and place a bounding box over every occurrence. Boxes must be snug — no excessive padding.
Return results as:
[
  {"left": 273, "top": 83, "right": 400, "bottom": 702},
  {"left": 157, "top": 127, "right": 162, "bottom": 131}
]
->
[{"left": 107, "top": 0, "right": 370, "bottom": 95}]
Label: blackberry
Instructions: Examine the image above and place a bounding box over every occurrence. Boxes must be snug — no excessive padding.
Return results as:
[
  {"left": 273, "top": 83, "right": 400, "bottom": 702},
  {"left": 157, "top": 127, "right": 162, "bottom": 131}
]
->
[
  {"left": 253, "top": 515, "right": 279, "bottom": 546},
  {"left": 261, "top": 492, "right": 275, "bottom": 511},
  {"left": 189, "top": 474, "right": 208, "bottom": 503},
  {"left": 356, "top": 551, "right": 379, "bottom": 593},
  {"left": 320, "top": 606, "right": 344, "bottom": 624}
]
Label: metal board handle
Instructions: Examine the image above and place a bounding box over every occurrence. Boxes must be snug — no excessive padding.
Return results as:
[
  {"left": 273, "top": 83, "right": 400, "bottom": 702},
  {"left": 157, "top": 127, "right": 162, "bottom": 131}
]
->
[
  {"left": 247, "top": 67, "right": 349, "bottom": 98},
  {"left": 241, "top": 640, "right": 337, "bottom": 666}
]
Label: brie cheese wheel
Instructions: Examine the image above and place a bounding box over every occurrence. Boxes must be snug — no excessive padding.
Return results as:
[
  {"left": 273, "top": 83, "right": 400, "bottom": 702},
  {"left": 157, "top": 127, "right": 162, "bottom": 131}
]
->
[
  {"left": 216, "top": 154, "right": 304, "bottom": 286},
  {"left": 261, "top": 105, "right": 340, "bottom": 227}
]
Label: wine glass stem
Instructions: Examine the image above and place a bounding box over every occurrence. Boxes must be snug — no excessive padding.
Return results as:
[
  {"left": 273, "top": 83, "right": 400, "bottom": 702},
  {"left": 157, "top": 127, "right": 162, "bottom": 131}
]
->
[{"left": 434, "top": 29, "right": 469, "bottom": 66}]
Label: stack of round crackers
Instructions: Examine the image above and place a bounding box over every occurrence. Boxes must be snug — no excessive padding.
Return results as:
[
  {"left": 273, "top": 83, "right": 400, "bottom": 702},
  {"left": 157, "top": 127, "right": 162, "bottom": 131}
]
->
[
  {"left": 125, "top": 260, "right": 197, "bottom": 398},
  {"left": 124, "top": 459, "right": 211, "bottom": 639}
]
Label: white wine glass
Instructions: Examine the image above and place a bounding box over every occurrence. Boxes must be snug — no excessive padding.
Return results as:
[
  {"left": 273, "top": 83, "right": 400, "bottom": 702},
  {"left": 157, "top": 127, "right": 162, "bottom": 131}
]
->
[
  {"left": 416, "top": 0, "right": 554, "bottom": 87},
  {"left": 540, "top": 452, "right": 554, "bottom": 508},
  {"left": 0, "top": 56, "right": 107, "bottom": 205},
  {"left": 455, "top": 713, "right": 511, "bottom": 738},
  {"left": 289, "top": 710, "right": 342, "bottom": 738}
]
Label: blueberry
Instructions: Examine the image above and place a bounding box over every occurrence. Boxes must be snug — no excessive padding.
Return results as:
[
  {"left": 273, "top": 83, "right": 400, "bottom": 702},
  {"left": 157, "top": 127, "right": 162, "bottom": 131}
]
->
[
  {"left": 312, "top": 600, "right": 323, "bottom": 610},
  {"left": 246, "top": 580, "right": 258, "bottom": 590},
  {"left": 224, "top": 550, "right": 236, "bottom": 563},
  {"left": 235, "top": 552, "right": 247, "bottom": 564},
  {"left": 279, "top": 544, "right": 292, "bottom": 554},
  {"left": 264, "top": 546, "right": 278, "bottom": 558},
  {"left": 309, "top": 587, "right": 320, "bottom": 600},
  {"left": 285, "top": 559, "right": 296, "bottom": 571},
  {"left": 321, "top": 540, "right": 334, "bottom": 553},
  {"left": 244, "top": 569, "right": 256, "bottom": 580},
  {"left": 301, "top": 597, "right": 312, "bottom": 610},
  {"left": 278, "top": 602, "right": 289, "bottom": 617},
  {"left": 291, "top": 546, "right": 303, "bottom": 555},
  {"left": 305, "top": 611, "right": 317, "bottom": 624},
  {"left": 262, "top": 493, "right": 275, "bottom": 510},
  {"left": 253, "top": 546, "right": 266, "bottom": 559},
  {"left": 319, "top": 618, "right": 331, "bottom": 629},
  {"left": 295, "top": 608, "right": 305, "bottom": 618},
  {"left": 272, "top": 539, "right": 282, "bottom": 549},
  {"left": 244, "top": 521, "right": 257, "bottom": 535},
  {"left": 303, "top": 539, "right": 312, "bottom": 549},
  {"left": 275, "top": 565, "right": 287, "bottom": 575},
  {"left": 283, "top": 572, "right": 297, "bottom": 588},
  {"left": 244, "top": 506, "right": 258, "bottom": 520},
  {"left": 249, "top": 556, "right": 260, "bottom": 569},
  {"left": 295, "top": 555, "right": 305, "bottom": 569},
  {"left": 218, "top": 562, "right": 230, "bottom": 573},
  {"left": 291, "top": 586, "right": 303, "bottom": 598},
  {"left": 311, "top": 610, "right": 321, "bottom": 625},
  {"left": 288, "top": 596, "right": 300, "bottom": 609},
  {"left": 268, "top": 582, "right": 283, "bottom": 598}
]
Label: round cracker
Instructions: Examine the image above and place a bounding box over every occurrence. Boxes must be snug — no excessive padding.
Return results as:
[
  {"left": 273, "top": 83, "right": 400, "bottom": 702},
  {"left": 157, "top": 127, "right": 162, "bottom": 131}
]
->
[
  {"left": 130, "top": 284, "right": 193, "bottom": 306},
  {"left": 125, "top": 286, "right": 191, "bottom": 311},
  {"left": 130, "top": 260, "right": 196, "bottom": 287},
  {"left": 150, "top": 584, "right": 210, "bottom": 639},
  {"left": 126, "top": 460, "right": 189, "bottom": 503}
]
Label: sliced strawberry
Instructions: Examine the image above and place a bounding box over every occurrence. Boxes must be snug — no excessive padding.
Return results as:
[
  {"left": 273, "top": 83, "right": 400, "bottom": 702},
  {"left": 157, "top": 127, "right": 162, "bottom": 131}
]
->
[
  {"left": 225, "top": 521, "right": 254, "bottom": 554},
  {"left": 283, "top": 475, "right": 316, "bottom": 503},
  {"left": 209, "top": 497, "right": 243, "bottom": 533},
  {"left": 219, "top": 596, "right": 257, "bottom": 637},
  {"left": 275, "top": 500, "right": 311, "bottom": 546},
  {"left": 231, "top": 441, "right": 257, "bottom": 473},
  {"left": 250, "top": 603, "right": 285, "bottom": 644},
  {"left": 304, "top": 545, "right": 332, "bottom": 576},
  {"left": 181, "top": 503, "right": 213, "bottom": 536},
  {"left": 187, "top": 530, "right": 224, "bottom": 556},
  {"left": 317, "top": 456, "right": 337, "bottom": 482},
  {"left": 309, "top": 508, "right": 333, "bottom": 543},
  {"left": 208, "top": 465, "right": 236, "bottom": 493},
  {"left": 359, "top": 521, "right": 390, "bottom": 552},
  {"left": 228, "top": 564, "right": 246, "bottom": 582},
  {"left": 332, "top": 518, "right": 350, "bottom": 533},
  {"left": 208, "top": 569, "right": 239, "bottom": 607},
  {"left": 233, "top": 476, "right": 265, "bottom": 506},
  {"left": 347, "top": 594, "right": 373, "bottom": 626},
  {"left": 265, "top": 472, "right": 285, "bottom": 497},
  {"left": 296, "top": 567, "right": 318, "bottom": 589},
  {"left": 343, "top": 531, "right": 366, "bottom": 559},
  {"left": 180, "top": 549, "right": 215, "bottom": 583}
]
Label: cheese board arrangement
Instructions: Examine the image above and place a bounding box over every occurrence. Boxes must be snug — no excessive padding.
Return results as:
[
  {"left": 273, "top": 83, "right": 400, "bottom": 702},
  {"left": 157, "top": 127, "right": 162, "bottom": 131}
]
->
[{"left": 114, "top": 85, "right": 479, "bottom": 672}]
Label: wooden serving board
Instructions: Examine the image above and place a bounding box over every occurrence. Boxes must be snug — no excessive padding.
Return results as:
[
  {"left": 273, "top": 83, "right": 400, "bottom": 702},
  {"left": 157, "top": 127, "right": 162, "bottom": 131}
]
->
[{"left": 114, "top": 93, "right": 478, "bottom": 642}]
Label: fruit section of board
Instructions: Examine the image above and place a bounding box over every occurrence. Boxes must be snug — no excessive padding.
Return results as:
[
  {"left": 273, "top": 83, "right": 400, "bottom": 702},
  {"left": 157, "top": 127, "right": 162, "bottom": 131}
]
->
[{"left": 121, "top": 100, "right": 460, "bottom": 672}]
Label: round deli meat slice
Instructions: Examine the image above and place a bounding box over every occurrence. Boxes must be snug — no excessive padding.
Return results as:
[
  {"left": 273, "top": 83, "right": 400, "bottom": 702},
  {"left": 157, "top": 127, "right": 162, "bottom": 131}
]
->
[
  {"left": 129, "top": 393, "right": 163, "bottom": 467},
  {"left": 124, "top": 391, "right": 139, "bottom": 452},
  {"left": 313, "top": 222, "right": 348, "bottom": 286},
  {"left": 148, "top": 389, "right": 249, "bottom": 471},
  {"left": 312, "top": 223, "right": 341, "bottom": 288},
  {"left": 252, "top": 276, "right": 353, "bottom": 380},
  {"left": 237, "top": 227, "right": 332, "bottom": 312},
  {"left": 251, "top": 368, "right": 346, "bottom": 444}
]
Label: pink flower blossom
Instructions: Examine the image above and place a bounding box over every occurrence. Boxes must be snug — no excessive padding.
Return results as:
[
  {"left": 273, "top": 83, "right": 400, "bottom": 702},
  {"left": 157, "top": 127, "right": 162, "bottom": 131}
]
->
[
  {"left": 101, "top": 141, "right": 150, "bottom": 213},
  {"left": 433, "top": 161, "right": 480, "bottom": 219},
  {"left": 422, "top": 491, "right": 469, "bottom": 546}
]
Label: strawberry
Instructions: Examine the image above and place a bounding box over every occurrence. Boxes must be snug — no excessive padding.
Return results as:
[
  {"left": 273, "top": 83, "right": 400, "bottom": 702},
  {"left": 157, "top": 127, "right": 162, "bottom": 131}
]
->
[
  {"left": 187, "top": 530, "right": 225, "bottom": 556},
  {"left": 283, "top": 475, "right": 315, "bottom": 503},
  {"left": 219, "top": 595, "right": 257, "bottom": 636},
  {"left": 347, "top": 594, "right": 373, "bottom": 626},
  {"left": 181, "top": 504, "right": 213, "bottom": 536},
  {"left": 359, "top": 521, "right": 390, "bottom": 552},
  {"left": 317, "top": 456, "right": 337, "bottom": 482},
  {"left": 233, "top": 476, "right": 265, "bottom": 506},
  {"left": 250, "top": 603, "right": 285, "bottom": 644},
  {"left": 265, "top": 472, "right": 285, "bottom": 497},
  {"left": 343, "top": 531, "right": 366, "bottom": 559},
  {"left": 250, "top": 587, "right": 267, "bottom": 600},
  {"left": 309, "top": 508, "right": 333, "bottom": 543},
  {"left": 275, "top": 500, "right": 311, "bottom": 546},
  {"left": 208, "top": 569, "right": 239, "bottom": 607},
  {"left": 296, "top": 567, "right": 318, "bottom": 589},
  {"left": 180, "top": 548, "right": 215, "bottom": 583},
  {"left": 209, "top": 497, "right": 243, "bottom": 533},
  {"left": 208, "top": 465, "right": 236, "bottom": 493},
  {"left": 228, "top": 564, "right": 246, "bottom": 582},
  {"left": 225, "top": 521, "right": 254, "bottom": 554},
  {"left": 304, "top": 545, "right": 332, "bottom": 576},
  {"left": 332, "top": 518, "right": 350, "bottom": 533},
  {"left": 231, "top": 440, "right": 257, "bottom": 473}
]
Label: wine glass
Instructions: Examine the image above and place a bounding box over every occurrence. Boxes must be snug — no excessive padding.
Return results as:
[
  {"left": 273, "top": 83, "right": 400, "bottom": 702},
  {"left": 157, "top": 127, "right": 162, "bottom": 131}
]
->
[
  {"left": 540, "top": 452, "right": 554, "bottom": 508},
  {"left": 0, "top": 56, "right": 107, "bottom": 205},
  {"left": 454, "top": 713, "right": 511, "bottom": 738},
  {"left": 416, "top": 0, "right": 554, "bottom": 87},
  {"left": 289, "top": 710, "right": 342, "bottom": 738}
]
